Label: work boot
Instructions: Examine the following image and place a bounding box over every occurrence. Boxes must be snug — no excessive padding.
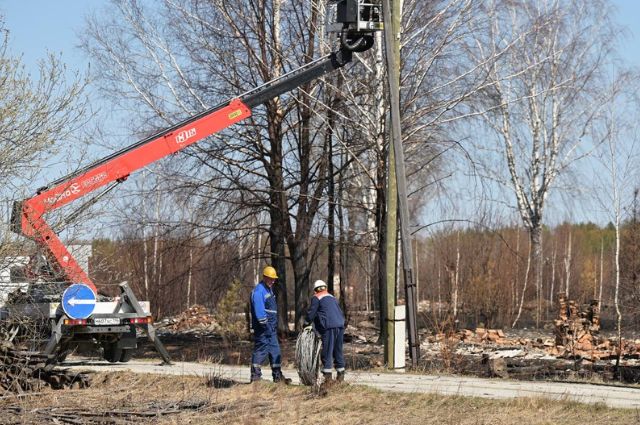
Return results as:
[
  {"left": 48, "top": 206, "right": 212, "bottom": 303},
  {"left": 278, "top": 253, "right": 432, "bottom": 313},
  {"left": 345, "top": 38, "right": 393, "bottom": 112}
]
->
[
  {"left": 321, "top": 372, "right": 334, "bottom": 390},
  {"left": 273, "top": 369, "right": 292, "bottom": 385},
  {"left": 250, "top": 365, "right": 262, "bottom": 383},
  {"left": 274, "top": 375, "right": 292, "bottom": 385},
  {"left": 336, "top": 371, "right": 345, "bottom": 383}
]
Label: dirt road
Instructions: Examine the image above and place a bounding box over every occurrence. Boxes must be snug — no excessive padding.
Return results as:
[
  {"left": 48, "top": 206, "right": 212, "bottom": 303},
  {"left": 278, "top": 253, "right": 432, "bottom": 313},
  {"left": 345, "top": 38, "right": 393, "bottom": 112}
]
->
[{"left": 65, "top": 359, "right": 640, "bottom": 409}]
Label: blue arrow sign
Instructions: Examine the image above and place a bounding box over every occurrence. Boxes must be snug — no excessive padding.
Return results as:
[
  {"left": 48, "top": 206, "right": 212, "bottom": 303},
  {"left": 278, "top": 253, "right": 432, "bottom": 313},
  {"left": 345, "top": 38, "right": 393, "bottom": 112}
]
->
[{"left": 62, "top": 283, "right": 96, "bottom": 319}]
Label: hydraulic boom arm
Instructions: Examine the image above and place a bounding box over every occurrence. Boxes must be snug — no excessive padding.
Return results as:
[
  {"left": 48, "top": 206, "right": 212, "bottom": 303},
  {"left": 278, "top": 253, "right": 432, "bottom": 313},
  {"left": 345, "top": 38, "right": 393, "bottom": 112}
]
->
[{"left": 11, "top": 1, "right": 382, "bottom": 293}]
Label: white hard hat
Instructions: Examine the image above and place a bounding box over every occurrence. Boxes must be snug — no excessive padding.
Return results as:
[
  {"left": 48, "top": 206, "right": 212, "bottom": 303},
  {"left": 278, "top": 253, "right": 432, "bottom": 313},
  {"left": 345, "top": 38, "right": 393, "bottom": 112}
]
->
[{"left": 313, "top": 280, "right": 327, "bottom": 291}]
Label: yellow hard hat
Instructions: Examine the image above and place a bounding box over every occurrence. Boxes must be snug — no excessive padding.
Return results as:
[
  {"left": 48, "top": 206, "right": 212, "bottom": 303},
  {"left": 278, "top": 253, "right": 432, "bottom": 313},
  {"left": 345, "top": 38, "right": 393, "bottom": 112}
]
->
[{"left": 263, "top": 266, "right": 278, "bottom": 279}]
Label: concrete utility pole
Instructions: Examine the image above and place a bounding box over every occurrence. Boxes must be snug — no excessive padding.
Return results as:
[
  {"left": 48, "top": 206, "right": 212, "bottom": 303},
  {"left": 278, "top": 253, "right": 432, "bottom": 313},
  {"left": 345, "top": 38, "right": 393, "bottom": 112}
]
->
[
  {"left": 382, "top": 0, "right": 420, "bottom": 367},
  {"left": 382, "top": 1, "right": 399, "bottom": 370},
  {"left": 384, "top": 104, "right": 398, "bottom": 368}
]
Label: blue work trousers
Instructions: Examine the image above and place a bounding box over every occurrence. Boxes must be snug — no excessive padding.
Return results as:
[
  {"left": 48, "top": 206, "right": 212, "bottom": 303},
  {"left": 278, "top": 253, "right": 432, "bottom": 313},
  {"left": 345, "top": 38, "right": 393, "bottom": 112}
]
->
[
  {"left": 320, "top": 327, "right": 345, "bottom": 373},
  {"left": 250, "top": 331, "right": 283, "bottom": 381}
]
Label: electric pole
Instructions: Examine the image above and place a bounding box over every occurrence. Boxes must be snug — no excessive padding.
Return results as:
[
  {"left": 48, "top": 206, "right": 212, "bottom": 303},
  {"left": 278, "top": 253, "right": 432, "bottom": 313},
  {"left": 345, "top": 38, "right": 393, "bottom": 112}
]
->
[
  {"left": 384, "top": 95, "right": 398, "bottom": 368},
  {"left": 382, "top": 0, "right": 420, "bottom": 367}
]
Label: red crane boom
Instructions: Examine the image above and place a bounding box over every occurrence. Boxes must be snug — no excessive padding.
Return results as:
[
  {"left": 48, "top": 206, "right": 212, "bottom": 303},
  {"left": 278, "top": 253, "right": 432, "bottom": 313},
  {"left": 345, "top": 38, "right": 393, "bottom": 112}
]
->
[
  {"left": 11, "top": 0, "right": 383, "bottom": 294},
  {"left": 11, "top": 51, "right": 358, "bottom": 293}
]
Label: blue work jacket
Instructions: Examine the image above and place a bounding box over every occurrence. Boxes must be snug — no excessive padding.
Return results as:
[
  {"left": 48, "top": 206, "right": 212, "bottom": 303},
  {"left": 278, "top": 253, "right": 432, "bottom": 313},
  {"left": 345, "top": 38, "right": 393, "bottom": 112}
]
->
[{"left": 251, "top": 281, "right": 278, "bottom": 335}]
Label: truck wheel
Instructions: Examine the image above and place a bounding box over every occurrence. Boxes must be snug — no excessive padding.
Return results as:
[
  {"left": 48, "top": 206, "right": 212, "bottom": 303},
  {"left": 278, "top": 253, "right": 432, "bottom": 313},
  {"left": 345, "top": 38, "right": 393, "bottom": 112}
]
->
[
  {"left": 119, "top": 349, "right": 134, "bottom": 363},
  {"left": 103, "top": 344, "right": 122, "bottom": 363}
]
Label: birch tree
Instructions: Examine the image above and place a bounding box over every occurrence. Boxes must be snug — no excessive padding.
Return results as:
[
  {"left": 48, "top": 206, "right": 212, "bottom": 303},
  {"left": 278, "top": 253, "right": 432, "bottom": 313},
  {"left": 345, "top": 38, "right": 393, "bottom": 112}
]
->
[
  {"left": 593, "top": 70, "right": 640, "bottom": 366},
  {"left": 467, "top": 0, "right": 617, "bottom": 327},
  {"left": 0, "top": 21, "right": 88, "bottom": 261}
]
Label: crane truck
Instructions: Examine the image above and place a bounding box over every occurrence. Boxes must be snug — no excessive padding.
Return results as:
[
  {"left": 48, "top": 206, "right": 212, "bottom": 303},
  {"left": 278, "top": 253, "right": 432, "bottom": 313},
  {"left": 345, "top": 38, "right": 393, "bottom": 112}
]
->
[{"left": 5, "top": 0, "right": 383, "bottom": 364}]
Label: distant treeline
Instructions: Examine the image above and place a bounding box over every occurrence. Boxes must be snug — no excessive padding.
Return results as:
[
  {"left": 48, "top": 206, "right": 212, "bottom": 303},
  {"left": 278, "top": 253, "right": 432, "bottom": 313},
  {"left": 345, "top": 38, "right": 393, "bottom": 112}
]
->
[{"left": 88, "top": 219, "right": 640, "bottom": 332}]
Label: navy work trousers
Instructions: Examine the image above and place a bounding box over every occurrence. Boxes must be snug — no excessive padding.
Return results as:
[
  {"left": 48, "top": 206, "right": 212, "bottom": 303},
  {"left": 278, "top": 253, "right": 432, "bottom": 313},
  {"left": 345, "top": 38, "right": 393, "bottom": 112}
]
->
[
  {"left": 250, "top": 331, "right": 283, "bottom": 381},
  {"left": 320, "top": 327, "right": 345, "bottom": 373}
]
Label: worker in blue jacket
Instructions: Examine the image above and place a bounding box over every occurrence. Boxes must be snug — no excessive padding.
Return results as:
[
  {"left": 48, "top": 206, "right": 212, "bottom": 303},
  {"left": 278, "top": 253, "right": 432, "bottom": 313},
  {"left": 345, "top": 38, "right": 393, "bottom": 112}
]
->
[
  {"left": 250, "top": 265, "right": 291, "bottom": 384},
  {"left": 304, "top": 280, "right": 346, "bottom": 384}
]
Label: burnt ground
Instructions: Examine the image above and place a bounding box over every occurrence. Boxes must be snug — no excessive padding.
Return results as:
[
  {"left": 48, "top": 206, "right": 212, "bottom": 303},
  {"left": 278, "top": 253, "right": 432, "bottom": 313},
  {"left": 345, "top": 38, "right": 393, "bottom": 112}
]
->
[
  {"left": 60, "top": 304, "right": 640, "bottom": 385},
  {"left": 122, "top": 322, "right": 640, "bottom": 386},
  {"left": 132, "top": 329, "right": 381, "bottom": 371},
  {"left": 3, "top": 313, "right": 639, "bottom": 423}
]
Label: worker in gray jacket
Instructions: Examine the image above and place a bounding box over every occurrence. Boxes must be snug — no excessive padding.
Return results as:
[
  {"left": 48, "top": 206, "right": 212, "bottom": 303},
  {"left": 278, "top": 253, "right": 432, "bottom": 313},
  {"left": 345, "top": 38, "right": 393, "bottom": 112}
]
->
[{"left": 304, "top": 280, "right": 346, "bottom": 384}]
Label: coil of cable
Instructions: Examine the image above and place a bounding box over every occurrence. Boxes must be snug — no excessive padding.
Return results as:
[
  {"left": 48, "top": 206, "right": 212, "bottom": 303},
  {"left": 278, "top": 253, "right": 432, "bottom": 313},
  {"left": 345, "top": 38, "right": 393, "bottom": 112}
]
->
[{"left": 295, "top": 327, "right": 322, "bottom": 386}]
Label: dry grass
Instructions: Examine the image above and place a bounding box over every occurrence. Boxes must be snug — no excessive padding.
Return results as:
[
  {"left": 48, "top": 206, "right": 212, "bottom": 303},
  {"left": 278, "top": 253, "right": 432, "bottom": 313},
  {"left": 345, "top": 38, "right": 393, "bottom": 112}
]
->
[{"left": 0, "top": 372, "right": 638, "bottom": 424}]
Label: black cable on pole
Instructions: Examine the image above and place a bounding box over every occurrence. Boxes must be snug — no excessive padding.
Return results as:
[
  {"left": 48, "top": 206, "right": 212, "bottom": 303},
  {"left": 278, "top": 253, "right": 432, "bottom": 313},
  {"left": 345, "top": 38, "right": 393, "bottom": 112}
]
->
[{"left": 381, "top": 0, "right": 420, "bottom": 367}]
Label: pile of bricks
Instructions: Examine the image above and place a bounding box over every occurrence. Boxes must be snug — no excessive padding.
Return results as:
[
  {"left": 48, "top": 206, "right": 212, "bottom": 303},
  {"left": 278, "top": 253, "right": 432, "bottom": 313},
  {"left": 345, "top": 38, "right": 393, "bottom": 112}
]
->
[
  {"left": 428, "top": 328, "right": 522, "bottom": 345},
  {"left": 549, "top": 294, "right": 640, "bottom": 360},
  {"left": 553, "top": 294, "right": 600, "bottom": 349},
  {"left": 461, "top": 328, "right": 507, "bottom": 344},
  {"left": 454, "top": 328, "right": 555, "bottom": 348},
  {"left": 168, "top": 304, "right": 219, "bottom": 331},
  {"left": 424, "top": 295, "right": 640, "bottom": 361}
]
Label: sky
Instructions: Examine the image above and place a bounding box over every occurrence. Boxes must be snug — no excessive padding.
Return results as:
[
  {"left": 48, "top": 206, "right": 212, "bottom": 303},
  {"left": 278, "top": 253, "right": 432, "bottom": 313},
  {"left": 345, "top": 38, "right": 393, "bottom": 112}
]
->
[
  {"left": 0, "top": 0, "right": 95, "bottom": 75},
  {"left": 612, "top": 0, "right": 640, "bottom": 67},
  {"left": 2, "top": 1, "right": 639, "bottom": 81}
]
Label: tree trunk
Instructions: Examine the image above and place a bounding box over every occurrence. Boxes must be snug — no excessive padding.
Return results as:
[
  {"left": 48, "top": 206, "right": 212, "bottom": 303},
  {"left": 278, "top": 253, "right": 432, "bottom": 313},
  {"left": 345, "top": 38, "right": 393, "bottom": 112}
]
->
[
  {"left": 327, "top": 104, "right": 336, "bottom": 294},
  {"left": 269, "top": 201, "right": 288, "bottom": 335},
  {"left": 453, "top": 231, "right": 460, "bottom": 321},
  {"left": 598, "top": 238, "right": 604, "bottom": 305},
  {"left": 550, "top": 243, "right": 556, "bottom": 307},
  {"left": 291, "top": 237, "right": 311, "bottom": 330},
  {"left": 141, "top": 170, "right": 150, "bottom": 301},
  {"left": 340, "top": 229, "right": 349, "bottom": 321},
  {"left": 376, "top": 153, "right": 387, "bottom": 341},
  {"left": 415, "top": 238, "right": 420, "bottom": 303},
  {"left": 531, "top": 224, "right": 543, "bottom": 328},
  {"left": 338, "top": 149, "right": 349, "bottom": 317},
  {"left": 437, "top": 257, "right": 442, "bottom": 318},
  {"left": 512, "top": 228, "right": 520, "bottom": 318},
  {"left": 614, "top": 209, "right": 622, "bottom": 374},
  {"left": 254, "top": 222, "right": 261, "bottom": 284},
  {"left": 564, "top": 231, "right": 572, "bottom": 297},
  {"left": 373, "top": 29, "right": 387, "bottom": 341},
  {"left": 512, "top": 238, "right": 532, "bottom": 328},
  {"left": 186, "top": 245, "right": 193, "bottom": 309}
]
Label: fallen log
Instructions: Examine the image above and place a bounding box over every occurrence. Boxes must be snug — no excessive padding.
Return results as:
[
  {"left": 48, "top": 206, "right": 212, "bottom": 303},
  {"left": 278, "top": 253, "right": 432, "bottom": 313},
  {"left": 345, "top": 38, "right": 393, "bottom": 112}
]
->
[{"left": 0, "top": 341, "right": 91, "bottom": 393}]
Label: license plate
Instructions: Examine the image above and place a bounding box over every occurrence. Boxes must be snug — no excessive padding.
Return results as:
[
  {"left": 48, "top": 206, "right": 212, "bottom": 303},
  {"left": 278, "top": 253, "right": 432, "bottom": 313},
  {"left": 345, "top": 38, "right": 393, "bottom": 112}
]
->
[{"left": 93, "top": 318, "right": 120, "bottom": 325}]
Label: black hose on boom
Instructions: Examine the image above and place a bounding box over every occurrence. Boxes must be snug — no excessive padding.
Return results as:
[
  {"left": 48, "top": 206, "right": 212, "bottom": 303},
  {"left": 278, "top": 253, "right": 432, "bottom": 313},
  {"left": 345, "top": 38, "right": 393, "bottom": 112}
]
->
[{"left": 340, "top": 27, "right": 375, "bottom": 53}]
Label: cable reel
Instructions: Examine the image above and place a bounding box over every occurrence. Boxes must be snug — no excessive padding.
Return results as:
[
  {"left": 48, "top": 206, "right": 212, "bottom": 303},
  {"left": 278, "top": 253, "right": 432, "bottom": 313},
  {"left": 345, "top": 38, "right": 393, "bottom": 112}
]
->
[{"left": 295, "top": 327, "right": 323, "bottom": 387}]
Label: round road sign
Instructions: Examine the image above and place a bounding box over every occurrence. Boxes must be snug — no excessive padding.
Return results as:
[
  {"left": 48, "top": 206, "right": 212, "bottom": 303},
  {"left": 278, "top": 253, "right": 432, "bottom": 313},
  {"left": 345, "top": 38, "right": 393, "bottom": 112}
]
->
[{"left": 61, "top": 283, "right": 96, "bottom": 319}]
